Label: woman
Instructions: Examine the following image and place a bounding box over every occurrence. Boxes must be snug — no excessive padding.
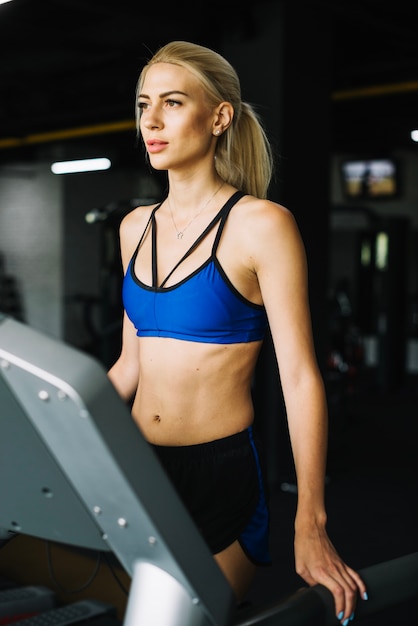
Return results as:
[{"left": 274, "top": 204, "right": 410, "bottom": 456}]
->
[{"left": 108, "top": 40, "right": 367, "bottom": 624}]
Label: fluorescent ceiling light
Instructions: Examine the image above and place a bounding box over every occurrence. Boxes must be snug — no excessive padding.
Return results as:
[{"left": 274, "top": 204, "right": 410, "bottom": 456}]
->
[
  {"left": 51, "top": 157, "right": 111, "bottom": 174},
  {"left": 0, "top": 1, "right": 14, "bottom": 5},
  {"left": 411, "top": 130, "right": 418, "bottom": 142}
]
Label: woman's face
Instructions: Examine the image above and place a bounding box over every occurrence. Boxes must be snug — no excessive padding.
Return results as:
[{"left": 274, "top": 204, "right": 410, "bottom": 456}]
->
[{"left": 138, "top": 62, "right": 217, "bottom": 172}]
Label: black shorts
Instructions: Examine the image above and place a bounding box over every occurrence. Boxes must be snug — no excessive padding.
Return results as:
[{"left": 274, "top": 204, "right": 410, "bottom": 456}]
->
[{"left": 151, "top": 426, "right": 271, "bottom": 565}]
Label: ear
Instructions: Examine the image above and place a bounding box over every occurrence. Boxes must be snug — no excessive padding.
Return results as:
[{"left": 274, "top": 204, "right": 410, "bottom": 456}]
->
[{"left": 212, "top": 101, "right": 234, "bottom": 136}]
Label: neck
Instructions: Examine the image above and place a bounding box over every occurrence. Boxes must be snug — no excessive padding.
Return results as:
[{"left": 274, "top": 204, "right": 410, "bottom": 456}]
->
[
  {"left": 166, "top": 179, "right": 225, "bottom": 240},
  {"left": 167, "top": 177, "right": 225, "bottom": 217}
]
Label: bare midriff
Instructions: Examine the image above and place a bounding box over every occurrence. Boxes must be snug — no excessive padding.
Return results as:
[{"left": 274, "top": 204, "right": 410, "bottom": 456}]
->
[{"left": 131, "top": 336, "right": 263, "bottom": 446}]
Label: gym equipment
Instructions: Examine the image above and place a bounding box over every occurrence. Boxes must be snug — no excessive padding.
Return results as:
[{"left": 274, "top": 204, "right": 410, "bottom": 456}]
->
[{"left": 0, "top": 314, "right": 234, "bottom": 626}]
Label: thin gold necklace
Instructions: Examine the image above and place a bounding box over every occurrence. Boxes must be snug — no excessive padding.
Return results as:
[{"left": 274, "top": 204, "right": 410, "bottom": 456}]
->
[{"left": 167, "top": 181, "right": 224, "bottom": 239}]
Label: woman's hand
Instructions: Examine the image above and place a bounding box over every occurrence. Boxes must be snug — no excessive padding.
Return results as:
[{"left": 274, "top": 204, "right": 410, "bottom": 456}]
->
[{"left": 294, "top": 522, "right": 368, "bottom": 624}]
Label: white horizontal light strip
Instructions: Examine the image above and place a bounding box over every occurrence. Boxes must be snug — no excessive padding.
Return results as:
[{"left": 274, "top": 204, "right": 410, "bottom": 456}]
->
[
  {"left": 411, "top": 130, "right": 418, "bottom": 142},
  {"left": 0, "top": 0, "right": 14, "bottom": 5},
  {"left": 51, "top": 157, "right": 111, "bottom": 174}
]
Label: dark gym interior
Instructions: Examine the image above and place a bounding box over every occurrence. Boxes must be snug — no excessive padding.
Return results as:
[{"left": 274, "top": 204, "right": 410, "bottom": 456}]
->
[{"left": 0, "top": 1, "right": 417, "bottom": 625}]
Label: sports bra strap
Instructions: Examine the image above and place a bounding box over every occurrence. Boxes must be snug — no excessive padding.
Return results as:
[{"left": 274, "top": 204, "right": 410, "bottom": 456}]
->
[
  {"left": 126, "top": 202, "right": 162, "bottom": 287},
  {"left": 151, "top": 206, "right": 159, "bottom": 287},
  {"left": 159, "top": 190, "right": 245, "bottom": 288},
  {"left": 211, "top": 190, "right": 245, "bottom": 254}
]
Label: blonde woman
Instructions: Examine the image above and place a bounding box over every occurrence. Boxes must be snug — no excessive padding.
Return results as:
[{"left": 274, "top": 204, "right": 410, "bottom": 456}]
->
[{"left": 108, "top": 41, "right": 367, "bottom": 625}]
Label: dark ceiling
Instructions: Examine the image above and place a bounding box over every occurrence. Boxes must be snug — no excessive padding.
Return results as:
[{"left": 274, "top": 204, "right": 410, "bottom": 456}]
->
[{"left": 1, "top": 0, "right": 418, "bottom": 161}]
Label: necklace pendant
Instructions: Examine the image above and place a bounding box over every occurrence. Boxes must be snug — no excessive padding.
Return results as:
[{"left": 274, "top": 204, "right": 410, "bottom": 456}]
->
[{"left": 177, "top": 231, "right": 184, "bottom": 239}]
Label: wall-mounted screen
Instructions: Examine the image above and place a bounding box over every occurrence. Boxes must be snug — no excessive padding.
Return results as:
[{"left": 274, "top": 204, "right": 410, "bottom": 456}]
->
[{"left": 340, "top": 157, "right": 400, "bottom": 200}]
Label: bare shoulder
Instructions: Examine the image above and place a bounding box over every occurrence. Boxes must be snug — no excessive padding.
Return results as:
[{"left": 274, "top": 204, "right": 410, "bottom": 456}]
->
[
  {"left": 120, "top": 202, "right": 159, "bottom": 239},
  {"left": 233, "top": 195, "right": 302, "bottom": 250},
  {"left": 232, "top": 197, "right": 309, "bottom": 306},
  {"left": 120, "top": 202, "right": 157, "bottom": 236},
  {"left": 118, "top": 202, "right": 158, "bottom": 266}
]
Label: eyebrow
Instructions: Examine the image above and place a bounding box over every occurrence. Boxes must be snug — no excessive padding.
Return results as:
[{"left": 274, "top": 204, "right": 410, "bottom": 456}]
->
[{"left": 138, "top": 90, "right": 189, "bottom": 100}]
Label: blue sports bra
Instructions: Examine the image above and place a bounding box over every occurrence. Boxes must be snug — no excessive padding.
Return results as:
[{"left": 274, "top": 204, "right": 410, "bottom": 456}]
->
[{"left": 122, "top": 190, "right": 268, "bottom": 344}]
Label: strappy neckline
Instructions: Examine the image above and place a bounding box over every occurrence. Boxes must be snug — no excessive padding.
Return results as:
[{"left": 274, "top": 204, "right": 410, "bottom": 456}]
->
[{"left": 131, "top": 190, "right": 245, "bottom": 289}]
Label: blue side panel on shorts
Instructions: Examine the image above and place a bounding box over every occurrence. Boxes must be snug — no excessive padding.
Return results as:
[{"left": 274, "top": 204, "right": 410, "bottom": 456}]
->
[{"left": 239, "top": 426, "right": 272, "bottom": 565}]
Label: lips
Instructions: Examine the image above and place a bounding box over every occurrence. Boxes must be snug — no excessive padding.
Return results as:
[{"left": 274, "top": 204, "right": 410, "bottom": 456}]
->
[{"left": 146, "top": 139, "right": 168, "bottom": 154}]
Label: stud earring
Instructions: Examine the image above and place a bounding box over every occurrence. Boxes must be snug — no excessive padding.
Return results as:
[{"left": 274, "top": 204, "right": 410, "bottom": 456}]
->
[{"left": 215, "top": 129, "right": 221, "bottom": 136}]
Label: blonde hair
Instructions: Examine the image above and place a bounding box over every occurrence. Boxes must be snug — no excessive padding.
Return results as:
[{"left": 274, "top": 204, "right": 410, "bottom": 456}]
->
[{"left": 136, "top": 41, "right": 274, "bottom": 199}]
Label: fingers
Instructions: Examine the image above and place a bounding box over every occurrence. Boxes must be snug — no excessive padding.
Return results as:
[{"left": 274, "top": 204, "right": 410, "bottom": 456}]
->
[
  {"left": 301, "top": 562, "right": 367, "bottom": 624},
  {"left": 294, "top": 531, "right": 368, "bottom": 623},
  {"left": 316, "top": 567, "right": 357, "bottom": 623},
  {"left": 345, "top": 564, "right": 369, "bottom": 602},
  {"left": 333, "top": 569, "right": 357, "bottom": 624},
  {"left": 329, "top": 566, "right": 368, "bottom": 625},
  {"left": 336, "top": 566, "right": 369, "bottom": 624}
]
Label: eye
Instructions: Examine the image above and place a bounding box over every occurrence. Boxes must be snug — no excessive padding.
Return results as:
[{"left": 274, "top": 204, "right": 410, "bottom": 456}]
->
[
  {"left": 137, "top": 101, "right": 149, "bottom": 114},
  {"left": 166, "top": 99, "right": 181, "bottom": 108}
]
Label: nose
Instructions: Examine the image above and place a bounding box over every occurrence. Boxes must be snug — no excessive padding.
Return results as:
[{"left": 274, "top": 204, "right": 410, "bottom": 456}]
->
[
  {"left": 141, "top": 108, "right": 162, "bottom": 131},
  {"left": 143, "top": 119, "right": 160, "bottom": 130}
]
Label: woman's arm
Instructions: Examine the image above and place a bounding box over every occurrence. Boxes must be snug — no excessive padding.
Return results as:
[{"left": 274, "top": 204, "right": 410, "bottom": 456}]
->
[
  {"left": 107, "top": 210, "right": 144, "bottom": 402},
  {"left": 250, "top": 199, "right": 367, "bottom": 624},
  {"left": 107, "top": 310, "right": 140, "bottom": 402}
]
